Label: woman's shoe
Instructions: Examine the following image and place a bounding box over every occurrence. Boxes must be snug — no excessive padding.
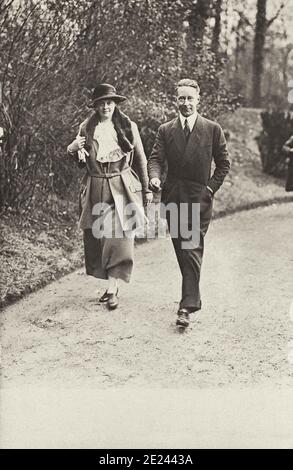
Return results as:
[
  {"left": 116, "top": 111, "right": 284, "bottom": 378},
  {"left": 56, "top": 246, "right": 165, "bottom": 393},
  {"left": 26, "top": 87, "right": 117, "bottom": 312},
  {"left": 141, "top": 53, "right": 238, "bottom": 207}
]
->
[
  {"left": 107, "top": 291, "right": 119, "bottom": 310},
  {"left": 98, "top": 290, "right": 110, "bottom": 303},
  {"left": 99, "top": 288, "right": 119, "bottom": 303}
]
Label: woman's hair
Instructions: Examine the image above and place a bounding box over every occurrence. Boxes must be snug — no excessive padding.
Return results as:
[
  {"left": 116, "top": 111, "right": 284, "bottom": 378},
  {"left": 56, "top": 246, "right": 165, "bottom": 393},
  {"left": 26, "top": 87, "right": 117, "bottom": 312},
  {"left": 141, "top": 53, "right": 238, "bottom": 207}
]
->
[{"left": 81, "top": 106, "right": 134, "bottom": 153}]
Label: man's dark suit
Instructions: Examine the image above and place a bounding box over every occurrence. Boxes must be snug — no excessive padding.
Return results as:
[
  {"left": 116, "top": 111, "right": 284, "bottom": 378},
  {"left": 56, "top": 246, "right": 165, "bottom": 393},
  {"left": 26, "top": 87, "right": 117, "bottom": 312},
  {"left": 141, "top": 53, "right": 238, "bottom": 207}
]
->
[
  {"left": 148, "top": 113, "right": 230, "bottom": 312},
  {"left": 283, "top": 135, "right": 293, "bottom": 192}
]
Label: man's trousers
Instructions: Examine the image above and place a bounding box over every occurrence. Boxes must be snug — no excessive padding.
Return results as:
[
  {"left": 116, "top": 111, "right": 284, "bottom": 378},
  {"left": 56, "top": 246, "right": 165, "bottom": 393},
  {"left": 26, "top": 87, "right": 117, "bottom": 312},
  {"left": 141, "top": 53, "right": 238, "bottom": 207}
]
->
[{"left": 166, "top": 192, "right": 213, "bottom": 312}]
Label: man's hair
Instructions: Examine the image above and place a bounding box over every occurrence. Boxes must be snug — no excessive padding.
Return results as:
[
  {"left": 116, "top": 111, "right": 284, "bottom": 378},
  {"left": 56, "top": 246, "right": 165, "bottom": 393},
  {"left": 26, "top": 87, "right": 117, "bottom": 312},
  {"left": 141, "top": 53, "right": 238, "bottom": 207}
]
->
[{"left": 176, "top": 79, "right": 200, "bottom": 94}]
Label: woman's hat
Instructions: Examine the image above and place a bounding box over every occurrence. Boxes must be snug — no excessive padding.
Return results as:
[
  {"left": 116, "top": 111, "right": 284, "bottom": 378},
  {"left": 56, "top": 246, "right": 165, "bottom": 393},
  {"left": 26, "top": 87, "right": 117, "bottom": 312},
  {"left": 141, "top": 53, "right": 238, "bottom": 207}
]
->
[{"left": 88, "top": 83, "right": 127, "bottom": 107}]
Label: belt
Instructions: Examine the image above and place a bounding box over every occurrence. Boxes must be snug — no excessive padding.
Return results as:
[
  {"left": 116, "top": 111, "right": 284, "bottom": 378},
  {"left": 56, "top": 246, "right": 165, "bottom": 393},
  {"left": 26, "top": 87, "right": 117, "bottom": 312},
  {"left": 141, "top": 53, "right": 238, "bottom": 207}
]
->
[{"left": 88, "top": 168, "right": 130, "bottom": 179}]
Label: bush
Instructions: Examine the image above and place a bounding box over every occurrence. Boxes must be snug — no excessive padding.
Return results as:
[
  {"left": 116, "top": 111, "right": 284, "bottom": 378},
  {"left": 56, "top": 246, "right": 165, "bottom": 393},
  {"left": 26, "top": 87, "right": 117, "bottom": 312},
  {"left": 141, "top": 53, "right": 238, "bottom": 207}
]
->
[
  {"left": 0, "top": 0, "right": 82, "bottom": 212},
  {"left": 256, "top": 111, "right": 293, "bottom": 177}
]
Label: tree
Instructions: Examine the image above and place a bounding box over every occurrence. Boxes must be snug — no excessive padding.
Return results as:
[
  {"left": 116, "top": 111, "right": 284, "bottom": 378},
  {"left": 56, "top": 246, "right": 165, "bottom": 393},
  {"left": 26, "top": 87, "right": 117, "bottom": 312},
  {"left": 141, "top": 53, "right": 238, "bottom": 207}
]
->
[
  {"left": 251, "top": 0, "right": 284, "bottom": 107},
  {"left": 188, "top": 0, "right": 214, "bottom": 42},
  {"left": 211, "top": 0, "right": 223, "bottom": 55},
  {"left": 251, "top": 0, "right": 267, "bottom": 107}
]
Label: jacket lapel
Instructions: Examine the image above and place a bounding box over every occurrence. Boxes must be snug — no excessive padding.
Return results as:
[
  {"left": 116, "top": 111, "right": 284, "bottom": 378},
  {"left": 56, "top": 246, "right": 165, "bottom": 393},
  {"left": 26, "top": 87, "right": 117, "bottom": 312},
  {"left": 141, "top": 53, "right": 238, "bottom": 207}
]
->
[{"left": 170, "top": 117, "right": 186, "bottom": 155}]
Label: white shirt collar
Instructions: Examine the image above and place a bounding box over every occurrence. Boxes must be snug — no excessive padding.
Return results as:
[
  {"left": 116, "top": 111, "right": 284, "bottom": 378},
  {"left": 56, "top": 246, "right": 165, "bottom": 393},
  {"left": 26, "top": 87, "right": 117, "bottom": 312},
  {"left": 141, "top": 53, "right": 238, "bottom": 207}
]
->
[{"left": 179, "top": 112, "right": 198, "bottom": 132}]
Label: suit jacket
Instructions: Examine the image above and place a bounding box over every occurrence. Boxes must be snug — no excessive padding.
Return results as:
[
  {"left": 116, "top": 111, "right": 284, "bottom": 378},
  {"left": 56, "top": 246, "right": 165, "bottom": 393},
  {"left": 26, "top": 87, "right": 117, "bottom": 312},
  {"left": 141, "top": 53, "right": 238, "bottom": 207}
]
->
[{"left": 148, "top": 113, "right": 230, "bottom": 203}]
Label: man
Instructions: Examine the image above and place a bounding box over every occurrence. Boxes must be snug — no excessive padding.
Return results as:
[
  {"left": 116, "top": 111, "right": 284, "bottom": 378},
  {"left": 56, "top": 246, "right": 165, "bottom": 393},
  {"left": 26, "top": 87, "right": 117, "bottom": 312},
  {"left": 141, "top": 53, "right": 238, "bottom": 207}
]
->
[
  {"left": 282, "top": 135, "right": 293, "bottom": 192},
  {"left": 148, "top": 78, "right": 230, "bottom": 328}
]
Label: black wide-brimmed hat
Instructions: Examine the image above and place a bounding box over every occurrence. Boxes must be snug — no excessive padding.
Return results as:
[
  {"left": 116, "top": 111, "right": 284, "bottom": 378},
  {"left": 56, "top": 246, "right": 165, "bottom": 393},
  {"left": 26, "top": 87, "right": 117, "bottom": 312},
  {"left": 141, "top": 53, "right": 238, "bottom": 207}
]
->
[{"left": 88, "top": 83, "right": 127, "bottom": 107}]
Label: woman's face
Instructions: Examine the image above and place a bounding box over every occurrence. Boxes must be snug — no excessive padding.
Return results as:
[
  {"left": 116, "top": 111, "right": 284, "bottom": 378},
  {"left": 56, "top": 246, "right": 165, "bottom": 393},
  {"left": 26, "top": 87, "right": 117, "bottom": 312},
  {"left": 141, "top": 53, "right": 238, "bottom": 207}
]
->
[{"left": 95, "top": 99, "right": 116, "bottom": 121}]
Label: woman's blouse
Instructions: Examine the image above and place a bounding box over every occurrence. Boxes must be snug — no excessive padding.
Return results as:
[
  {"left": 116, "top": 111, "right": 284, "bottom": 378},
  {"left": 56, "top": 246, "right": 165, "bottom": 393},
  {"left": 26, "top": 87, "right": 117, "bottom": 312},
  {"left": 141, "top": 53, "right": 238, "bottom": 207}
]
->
[{"left": 93, "top": 120, "right": 125, "bottom": 163}]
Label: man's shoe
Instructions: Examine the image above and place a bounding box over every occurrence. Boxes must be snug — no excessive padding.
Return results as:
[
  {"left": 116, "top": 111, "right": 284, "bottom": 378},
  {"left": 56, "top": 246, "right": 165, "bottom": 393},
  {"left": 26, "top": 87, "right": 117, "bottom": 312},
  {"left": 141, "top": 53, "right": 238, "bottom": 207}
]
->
[
  {"left": 107, "top": 291, "right": 119, "bottom": 310},
  {"left": 176, "top": 309, "right": 190, "bottom": 327}
]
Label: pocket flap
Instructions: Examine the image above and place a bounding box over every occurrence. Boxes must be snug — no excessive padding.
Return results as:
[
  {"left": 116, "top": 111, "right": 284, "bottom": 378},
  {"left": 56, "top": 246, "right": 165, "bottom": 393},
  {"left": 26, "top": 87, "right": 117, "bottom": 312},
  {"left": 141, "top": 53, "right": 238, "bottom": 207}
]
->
[{"left": 129, "top": 181, "right": 142, "bottom": 192}]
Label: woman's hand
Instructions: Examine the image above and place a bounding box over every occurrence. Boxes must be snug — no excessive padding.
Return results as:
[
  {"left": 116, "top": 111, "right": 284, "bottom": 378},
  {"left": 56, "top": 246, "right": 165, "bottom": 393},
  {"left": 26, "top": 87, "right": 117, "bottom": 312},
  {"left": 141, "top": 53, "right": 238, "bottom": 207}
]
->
[
  {"left": 68, "top": 135, "right": 86, "bottom": 153},
  {"left": 144, "top": 192, "right": 153, "bottom": 205}
]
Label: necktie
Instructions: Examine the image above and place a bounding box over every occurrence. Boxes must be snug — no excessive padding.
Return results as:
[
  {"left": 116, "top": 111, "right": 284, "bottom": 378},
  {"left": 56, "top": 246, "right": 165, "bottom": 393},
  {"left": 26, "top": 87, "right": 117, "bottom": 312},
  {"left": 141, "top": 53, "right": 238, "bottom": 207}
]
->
[{"left": 184, "top": 118, "right": 190, "bottom": 142}]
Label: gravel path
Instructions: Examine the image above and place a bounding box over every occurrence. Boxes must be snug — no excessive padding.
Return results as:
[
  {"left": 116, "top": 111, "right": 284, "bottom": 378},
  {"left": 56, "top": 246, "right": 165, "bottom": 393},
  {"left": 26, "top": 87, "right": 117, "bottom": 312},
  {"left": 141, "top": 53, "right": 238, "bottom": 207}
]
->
[{"left": 1, "top": 202, "right": 293, "bottom": 448}]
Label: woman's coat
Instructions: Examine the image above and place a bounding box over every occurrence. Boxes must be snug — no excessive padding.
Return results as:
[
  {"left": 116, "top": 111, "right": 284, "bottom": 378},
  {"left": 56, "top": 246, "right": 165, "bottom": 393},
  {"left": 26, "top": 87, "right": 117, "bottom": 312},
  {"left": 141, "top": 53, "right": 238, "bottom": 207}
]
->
[{"left": 70, "top": 115, "right": 150, "bottom": 232}]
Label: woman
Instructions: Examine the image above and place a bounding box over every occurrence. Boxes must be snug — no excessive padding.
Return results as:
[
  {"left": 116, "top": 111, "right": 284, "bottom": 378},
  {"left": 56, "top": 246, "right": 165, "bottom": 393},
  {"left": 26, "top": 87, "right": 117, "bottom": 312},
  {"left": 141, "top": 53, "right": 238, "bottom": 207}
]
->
[{"left": 67, "top": 83, "right": 153, "bottom": 309}]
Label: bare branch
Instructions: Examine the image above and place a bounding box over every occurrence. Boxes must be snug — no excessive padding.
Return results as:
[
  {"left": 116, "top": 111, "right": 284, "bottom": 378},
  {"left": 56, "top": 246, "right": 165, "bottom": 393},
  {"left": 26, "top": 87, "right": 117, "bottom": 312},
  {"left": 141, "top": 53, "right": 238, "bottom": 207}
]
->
[
  {"left": 233, "top": 9, "right": 253, "bottom": 28},
  {"left": 267, "top": 3, "right": 284, "bottom": 28},
  {"left": 0, "top": 1, "right": 16, "bottom": 35},
  {"left": 1, "top": 3, "right": 39, "bottom": 94},
  {"left": 0, "top": 0, "right": 15, "bottom": 17}
]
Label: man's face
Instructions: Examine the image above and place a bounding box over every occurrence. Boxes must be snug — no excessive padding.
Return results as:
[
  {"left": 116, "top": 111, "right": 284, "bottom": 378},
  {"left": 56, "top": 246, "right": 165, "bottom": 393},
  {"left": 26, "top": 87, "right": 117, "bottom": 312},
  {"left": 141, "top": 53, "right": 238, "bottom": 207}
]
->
[{"left": 176, "top": 85, "right": 199, "bottom": 117}]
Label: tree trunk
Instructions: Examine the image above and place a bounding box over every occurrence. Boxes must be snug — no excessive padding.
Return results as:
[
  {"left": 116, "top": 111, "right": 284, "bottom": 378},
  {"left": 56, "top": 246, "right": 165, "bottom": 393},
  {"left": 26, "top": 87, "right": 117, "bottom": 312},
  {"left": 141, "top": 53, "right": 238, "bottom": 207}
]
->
[
  {"left": 282, "top": 45, "right": 293, "bottom": 93},
  {"left": 189, "top": 0, "right": 213, "bottom": 42},
  {"left": 212, "top": 0, "right": 222, "bottom": 56},
  {"left": 251, "top": 0, "right": 267, "bottom": 108}
]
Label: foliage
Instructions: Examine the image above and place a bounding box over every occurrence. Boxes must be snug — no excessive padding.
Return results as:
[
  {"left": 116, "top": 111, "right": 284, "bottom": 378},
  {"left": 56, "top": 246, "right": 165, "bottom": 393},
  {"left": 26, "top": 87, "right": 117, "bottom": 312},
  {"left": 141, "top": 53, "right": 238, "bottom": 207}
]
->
[
  {"left": 224, "top": 0, "right": 292, "bottom": 109},
  {"left": 0, "top": 0, "right": 81, "bottom": 211},
  {"left": 0, "top": 0, "right": 238, "bottom": 213},
  {"left": 256, "top": 110, "right": 293, "bottom": 176}
]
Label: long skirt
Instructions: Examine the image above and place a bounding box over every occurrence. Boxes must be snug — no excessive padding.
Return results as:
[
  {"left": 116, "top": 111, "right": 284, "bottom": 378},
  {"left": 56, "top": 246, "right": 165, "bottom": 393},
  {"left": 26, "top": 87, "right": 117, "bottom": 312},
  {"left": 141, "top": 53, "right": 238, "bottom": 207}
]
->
[{"left": 83, "top": 177, "right": 134, "bottom": 282}]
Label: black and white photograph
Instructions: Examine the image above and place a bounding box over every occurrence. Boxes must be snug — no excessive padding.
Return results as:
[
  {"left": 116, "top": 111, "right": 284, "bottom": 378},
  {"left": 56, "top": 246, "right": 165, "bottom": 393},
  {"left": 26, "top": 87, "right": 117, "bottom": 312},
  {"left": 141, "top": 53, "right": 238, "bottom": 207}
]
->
[{"left": 0, "top": 0, "right": 293, "bottom": 453}]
